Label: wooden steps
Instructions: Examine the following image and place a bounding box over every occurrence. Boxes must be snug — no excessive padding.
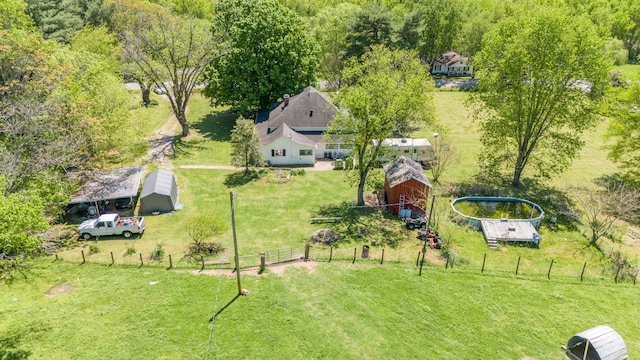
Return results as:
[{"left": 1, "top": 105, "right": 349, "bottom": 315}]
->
[{"left": 486, "top": 239, "right": 498, "bottom": 249}]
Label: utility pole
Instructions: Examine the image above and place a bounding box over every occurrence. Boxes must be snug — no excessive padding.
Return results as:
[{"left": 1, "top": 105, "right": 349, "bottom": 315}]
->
[
  {"left": 419, "top": 195, "right": 436, "bottom": 276},
  {"left": 230, "top": 192, "right": 242, "bottom": 295}
]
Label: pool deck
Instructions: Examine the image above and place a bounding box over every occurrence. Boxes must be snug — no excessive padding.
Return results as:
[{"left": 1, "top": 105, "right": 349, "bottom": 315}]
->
[{"left": 481, "top": 220, "right": 541, "bottom": 248}]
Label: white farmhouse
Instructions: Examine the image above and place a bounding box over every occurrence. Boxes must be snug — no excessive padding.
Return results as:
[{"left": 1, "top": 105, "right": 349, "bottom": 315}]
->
[
  {"left": 431, "top": 51, "right": 473, "bottom": 77},
  {"left": 255, "top": 86, "right": 350, "bottom": 166}
]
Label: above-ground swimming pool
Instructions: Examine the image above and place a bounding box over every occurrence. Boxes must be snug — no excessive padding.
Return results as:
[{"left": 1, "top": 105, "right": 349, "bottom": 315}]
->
[{"left": 450, "top": 197, "right": 545, "bottom": 229}]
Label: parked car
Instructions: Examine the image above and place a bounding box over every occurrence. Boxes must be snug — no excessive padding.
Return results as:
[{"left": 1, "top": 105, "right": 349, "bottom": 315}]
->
[{"left": 153, "top": 86, "right": 166, "bottom": 95}]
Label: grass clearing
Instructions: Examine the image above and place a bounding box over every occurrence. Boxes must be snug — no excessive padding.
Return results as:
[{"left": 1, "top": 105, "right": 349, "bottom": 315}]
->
[{"left": 1, "top": 260, "right": 638, "bottom": 359}]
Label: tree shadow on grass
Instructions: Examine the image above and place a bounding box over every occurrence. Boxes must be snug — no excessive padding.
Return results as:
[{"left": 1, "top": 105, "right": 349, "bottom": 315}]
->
[
  {"left": 314, "top": 202, "right": 410, "bottom": 248},
  {"left": 171, "top": 137, "right": 209, "bottom": 159},
  {"left": 0, "top": 330, "right": 32, "bottom": 360},
  {"left": 441, "top": 176, "right": 580, "bottom": 232},
  {"left": 191, "top": 109, "right": 237, "bottom": 142},
  {"left": 224, "top": 170, "right": 267, "bottom": 188}
]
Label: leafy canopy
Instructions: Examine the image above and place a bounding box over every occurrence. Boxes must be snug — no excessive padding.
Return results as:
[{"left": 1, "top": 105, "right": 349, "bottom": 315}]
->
[
  {"left": 471, "top": 6, "right": 610, "bottom": 186},
  {"left": 327, "top": 46, "right": 434, "bottom": 206},
  {"left": 204, "top": 0, "right": 318, "bottom": 115},
  {"left": 230, "top": 117, "right": 264, "bottom": 171}
]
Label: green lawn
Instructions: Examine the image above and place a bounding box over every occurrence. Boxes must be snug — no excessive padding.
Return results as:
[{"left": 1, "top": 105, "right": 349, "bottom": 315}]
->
[
  {"left": 173, "top": 92, "right": 236, "bottom": 166},
  {"left": 7, "top": 85, "right": 640, "bottom": 359},
  {"left": 614, "top": 64, "right": 640, "bottom": 79},
  {"left": 1, "top": 260, "right": 638, "bottom": 359}
]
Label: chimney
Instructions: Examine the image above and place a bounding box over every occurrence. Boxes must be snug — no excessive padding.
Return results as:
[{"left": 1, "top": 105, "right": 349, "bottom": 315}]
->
[{"left": 283, "top": 94, "right": 290, "bottom": 106}]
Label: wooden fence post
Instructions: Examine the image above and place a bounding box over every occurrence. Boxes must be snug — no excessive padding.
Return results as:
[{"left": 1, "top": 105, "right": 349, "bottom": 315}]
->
[
  {"left": 329, "top": 246, "right": 332, "bottom": 262},
  {"left": 260, "top": 253, "right": 266, "bottom": 272},
  {"left": 81, "top": 250, "right": 85, "bottom": 265},
  {"left": 139, "top": 253, "right": 143, "bottom": 267},
  {"left": 352, "top": 247, "right": 356, "bottom": 264},
  {"left": 304, "top": 244, "right": 310, "bottom": 261},
  {"left": 515, "top": 256, "right": 521, "bottom": 276},
  {"left": 380, "top": 248, "right": 385, "bottom": 265},
  {"left": 200, "top": 256, "right": 205, "bottom": 272},
  {"left": 580, "top": 262, "right": 587, "bottom": 282},
  {"left": 481, "top": 253, "right": 486, "bottom": 273},
  {"left": 614, "top": 265, "right": 621, "bottom": 284},
  {"left": 168, "top": 254, "right": 173, "bottom": 269},
  {"left": 547, "top": 259, "right": 554, "bottom": 279}
]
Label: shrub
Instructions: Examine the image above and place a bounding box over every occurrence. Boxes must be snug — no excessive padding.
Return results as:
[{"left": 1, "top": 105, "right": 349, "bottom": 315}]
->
[
  {"left": 89, "top": 244, "right": 100, "bottom": 255},
  {"left": 150, "top": 243, "right": 165, "bottom": 261},
  {"left": 187, "top": 241, "right": 225, "bottom": 257},
  {"left": 289, "top": 168, "right": 306, "bottom": 176},
  {"left": 125, "top": 245, "right": 136, "bottom": 256}
]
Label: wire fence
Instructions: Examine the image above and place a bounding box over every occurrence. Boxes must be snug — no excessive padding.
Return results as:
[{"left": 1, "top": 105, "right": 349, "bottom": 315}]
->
[{"left": 51, "top": 242, "right": 639, "bottom": 286}]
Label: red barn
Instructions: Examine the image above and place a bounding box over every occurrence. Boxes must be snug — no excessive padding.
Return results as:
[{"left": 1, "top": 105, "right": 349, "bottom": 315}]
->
[{"left": 383, "top": 156, "right": 432, "bottom": 217}]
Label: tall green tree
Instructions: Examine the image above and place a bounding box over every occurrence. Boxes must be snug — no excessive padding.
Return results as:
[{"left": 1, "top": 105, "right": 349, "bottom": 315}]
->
[
  {"left": 471, "top": 7, "right": 610, "bottom": 186},
  {"left": 310, "top": 3, "right": 360, "bottom": 90},
  {"left": 610, "top": 0, "right": 640, "bottom": 62},
  {"left": 122, "top": 13, "right": 220, "bottom": 136},
  {"left": 230, "top": 117, "right": 263, "bottom": 172},
  {"left": 607, "top": 81, "right": 640, "bottom": 183},
  {"left": 25, "top": 0, "right": 114, "bottom": 43},
  {"left": 204, "top": 0, "right": 318, "bottom": 115},
  {"left": 344, "top": 3, "right": 395, "bottom": 59},
  {"left": 0, "top": 0, "right": 34, "bottom": 30},
  {"left": 417, "top": 0, "right": 462, "bottom": 62},
  {"left": 326, "top": 46, "right": 434, "bottom": 206}
]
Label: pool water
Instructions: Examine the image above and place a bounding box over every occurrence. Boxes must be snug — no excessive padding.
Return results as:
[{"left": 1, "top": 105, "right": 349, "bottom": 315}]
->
[{"left": 453, "top": 200, "right": 541, "bottom": 220}]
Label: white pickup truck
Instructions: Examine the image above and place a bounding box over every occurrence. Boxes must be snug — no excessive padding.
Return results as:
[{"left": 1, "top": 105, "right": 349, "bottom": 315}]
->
[{"left": 78, "top": 214, "right": 145, "bottom": 240}]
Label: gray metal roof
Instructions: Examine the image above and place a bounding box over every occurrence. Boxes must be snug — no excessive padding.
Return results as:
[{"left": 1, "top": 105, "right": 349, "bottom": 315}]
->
[
  {"left": 567, "top": 326, "right": 628, "bottom": 360},
  {"left": 69, "top": 166, "right": 144, "bottom": 204},
  {"left": 140, "top": 170, "right": 176, "bottom": 198},
  {"left": 383, "top": 156, "right": 432, "bottom": 188},
  {"left": 257, "top": 122, "right": 316, "bottom": 147},
  {"left": 264, "top": 86, "right": 337, "bottom": 130}
]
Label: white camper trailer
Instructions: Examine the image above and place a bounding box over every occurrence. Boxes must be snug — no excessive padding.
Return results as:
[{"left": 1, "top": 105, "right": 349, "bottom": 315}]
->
[{"left": 373, "top": 138, "right": 435, "bottom": 165}]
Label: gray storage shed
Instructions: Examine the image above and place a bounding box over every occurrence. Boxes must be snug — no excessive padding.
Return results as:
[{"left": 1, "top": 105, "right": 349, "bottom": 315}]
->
[
  {"left": 565, "top": 325, "right": 628, "bottom": 360},
  {"left": 139, "top": 170, "right": 178, "bottom": 214}
]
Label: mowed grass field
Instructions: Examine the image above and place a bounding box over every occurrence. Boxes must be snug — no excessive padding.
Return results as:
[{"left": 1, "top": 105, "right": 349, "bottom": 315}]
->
[
  {"left": 5, "top": 68, "right": 640, "bottom": 359},
  {"left": 1, "top": 260, "right": 639, "bottom": 360}
]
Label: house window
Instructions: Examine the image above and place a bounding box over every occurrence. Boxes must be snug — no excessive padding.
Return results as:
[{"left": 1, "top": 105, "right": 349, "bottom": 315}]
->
[
  {"left": 299, "top": 149, "right": 313, "bottom": 156},
  {"left": 326, "top": 144, "right": 340, "bottom": 149},
  {"left": 404, "top": 149, "right": 410, "bottom": 153},
  {"left": 340, "top": 144, "right": 353, "bottom": 149},
  {"left": 271, "top": 149, "right": 286, "bottom": 156}
]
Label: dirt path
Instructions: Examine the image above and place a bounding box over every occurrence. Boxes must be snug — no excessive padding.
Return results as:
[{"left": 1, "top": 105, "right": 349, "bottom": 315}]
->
[
  {"left": 145, "top": 105, "right": 182, "bottom": 171},
  {"left": 184, "top": 259, "right": 317, "bottom": 277}
]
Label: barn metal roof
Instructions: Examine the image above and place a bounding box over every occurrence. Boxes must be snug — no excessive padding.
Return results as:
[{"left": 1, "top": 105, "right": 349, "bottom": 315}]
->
[
  {"left": 383, "top": 156, "right": 432, "bottom": 188},
  {"left": 140, "top": 170, "right": 176, "bottom": 198},
  {"left": 69, "top": 166, "right": 144, "bottom": 204},
  {"left": 566, "top": 326, "right": 628, "bottom": 360}
]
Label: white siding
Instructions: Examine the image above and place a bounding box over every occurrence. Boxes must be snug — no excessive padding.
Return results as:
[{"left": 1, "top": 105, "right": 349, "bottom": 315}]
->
[{"left": 261, "top": 136, "right": 315, "bottom": 165}]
